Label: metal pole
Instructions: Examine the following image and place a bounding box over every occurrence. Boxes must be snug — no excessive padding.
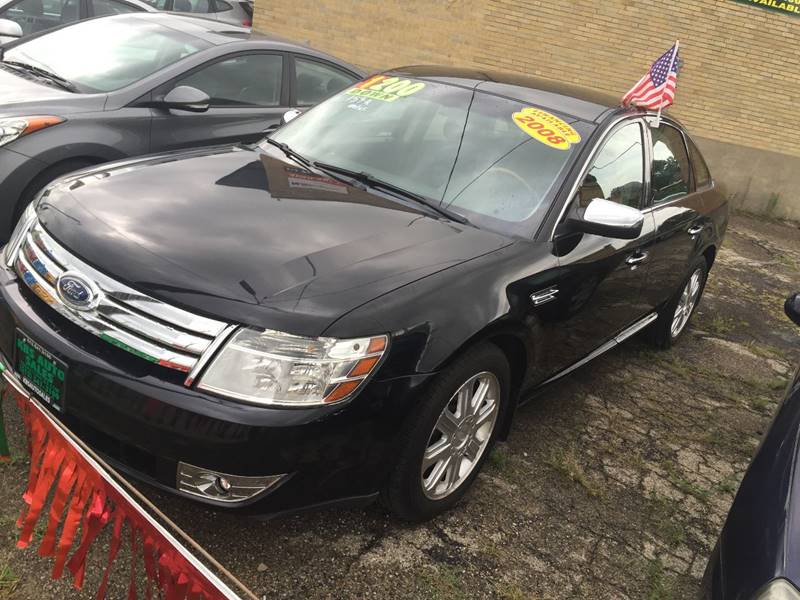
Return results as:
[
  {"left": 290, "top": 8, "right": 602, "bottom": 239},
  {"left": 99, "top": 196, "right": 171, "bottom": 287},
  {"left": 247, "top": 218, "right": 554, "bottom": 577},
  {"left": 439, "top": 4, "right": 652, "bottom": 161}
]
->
[{"left": 654, "top": 40, "right": 679, "bottom": 129}]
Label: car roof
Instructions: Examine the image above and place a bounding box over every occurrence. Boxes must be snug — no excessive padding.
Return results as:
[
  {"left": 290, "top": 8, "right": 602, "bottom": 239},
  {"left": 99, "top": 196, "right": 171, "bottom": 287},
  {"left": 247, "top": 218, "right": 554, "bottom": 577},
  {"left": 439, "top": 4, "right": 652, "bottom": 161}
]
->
[{"left": 385, "top": 65, "right": 625, "bottom": 124}]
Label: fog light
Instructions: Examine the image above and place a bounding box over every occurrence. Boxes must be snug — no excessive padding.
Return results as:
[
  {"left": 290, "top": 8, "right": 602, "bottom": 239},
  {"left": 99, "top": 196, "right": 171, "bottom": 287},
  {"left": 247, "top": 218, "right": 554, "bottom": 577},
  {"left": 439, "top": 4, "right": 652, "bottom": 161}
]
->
[
  {"left": 177, "top": 462, "right": 288, "bottom": 504},
  {"left": 215, "top": 477, "right": 232, "bottom": 495}
]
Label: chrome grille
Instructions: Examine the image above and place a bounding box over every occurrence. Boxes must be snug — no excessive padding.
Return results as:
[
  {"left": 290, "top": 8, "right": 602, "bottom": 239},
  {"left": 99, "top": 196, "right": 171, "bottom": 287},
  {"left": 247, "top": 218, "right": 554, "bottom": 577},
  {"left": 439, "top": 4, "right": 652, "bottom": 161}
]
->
[{"left": 14, "top": 221, "right": 233, "bottom": 376}]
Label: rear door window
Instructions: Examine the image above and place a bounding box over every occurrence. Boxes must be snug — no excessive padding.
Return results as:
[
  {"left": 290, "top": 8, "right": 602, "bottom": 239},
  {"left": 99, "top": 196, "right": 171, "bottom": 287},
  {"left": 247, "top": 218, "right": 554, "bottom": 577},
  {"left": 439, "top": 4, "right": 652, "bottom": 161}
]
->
[
  {"left": 172, "top": 0, "right": 212, "bottom": 12},
  {"left": 686, "top": 137, "right": 712, "bottom": 188},
  {"left": 650, "top": 125, "right": 691, "bottom": 204},
  {"left": 90, "top": 0, "right": 142, "bottom": 15},
  {"left": 294, "top": 57, "right": 357, "bottom": 106}
]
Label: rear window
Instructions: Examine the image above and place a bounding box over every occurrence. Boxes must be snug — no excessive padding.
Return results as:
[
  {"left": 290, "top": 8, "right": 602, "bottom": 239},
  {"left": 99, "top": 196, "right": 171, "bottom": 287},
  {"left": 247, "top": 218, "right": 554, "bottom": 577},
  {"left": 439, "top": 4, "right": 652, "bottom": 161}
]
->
[
  {"left": 239, "top": 0, "right": 251, "bottom": 15},
  {"left": 686, "top": 137, "right": 712, "bottom": 188}
]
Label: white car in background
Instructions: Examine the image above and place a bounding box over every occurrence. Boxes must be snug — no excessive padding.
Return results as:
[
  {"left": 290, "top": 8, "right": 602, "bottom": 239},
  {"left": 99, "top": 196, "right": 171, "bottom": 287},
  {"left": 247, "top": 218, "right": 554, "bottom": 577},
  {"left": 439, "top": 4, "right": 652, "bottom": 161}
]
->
[{"left": 142, "top": 0, "right": 253, "bottom": 27}]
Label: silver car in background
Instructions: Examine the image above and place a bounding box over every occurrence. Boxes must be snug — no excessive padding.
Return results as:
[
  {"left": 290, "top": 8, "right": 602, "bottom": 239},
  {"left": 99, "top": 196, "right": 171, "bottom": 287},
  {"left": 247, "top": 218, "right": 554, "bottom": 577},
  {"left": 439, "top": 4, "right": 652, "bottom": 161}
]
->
[
  {"left": 0, "top": 0, "right": 154, "bottom": 42},
  {"left": 143, "top": 0, "right": 253, "bottom": 27}
]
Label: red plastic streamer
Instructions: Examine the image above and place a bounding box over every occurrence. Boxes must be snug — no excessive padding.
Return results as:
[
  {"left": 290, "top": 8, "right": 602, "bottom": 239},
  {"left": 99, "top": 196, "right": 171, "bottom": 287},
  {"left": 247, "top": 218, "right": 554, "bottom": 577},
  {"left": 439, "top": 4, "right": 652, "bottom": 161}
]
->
[{"left": 2, "top": 384, "right": 236, "bottom": 600}]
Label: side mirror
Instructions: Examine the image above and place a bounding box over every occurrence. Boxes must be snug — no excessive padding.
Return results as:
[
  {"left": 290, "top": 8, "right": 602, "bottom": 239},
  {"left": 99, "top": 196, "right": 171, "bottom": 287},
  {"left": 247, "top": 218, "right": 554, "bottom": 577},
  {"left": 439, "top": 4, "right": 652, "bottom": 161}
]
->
[
  {"left": 565, "top": 198, "right": 644, "bottom": 240},
  {"left": 786, "top": 292, "right": 800, "bottom": 327},
  {"left": 0, "top": 19, "right": 23, "bottom": 40},
  {"left": 159, "top": 86, "right": 210, "bottom": 113},
  {"left": 281, "top": 109, "right": 302, "bottom": 125}
]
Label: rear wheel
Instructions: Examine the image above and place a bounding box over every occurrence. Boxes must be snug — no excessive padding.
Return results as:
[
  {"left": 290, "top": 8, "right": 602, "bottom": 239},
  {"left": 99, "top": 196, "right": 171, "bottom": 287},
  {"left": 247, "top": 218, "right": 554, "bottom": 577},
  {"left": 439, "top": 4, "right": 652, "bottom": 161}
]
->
[
  {"left": 382, "top": 344, "right": 510, "bottom": 521},
  {"left": 649, "top": 256, "right": 708, "bottom": 348}
]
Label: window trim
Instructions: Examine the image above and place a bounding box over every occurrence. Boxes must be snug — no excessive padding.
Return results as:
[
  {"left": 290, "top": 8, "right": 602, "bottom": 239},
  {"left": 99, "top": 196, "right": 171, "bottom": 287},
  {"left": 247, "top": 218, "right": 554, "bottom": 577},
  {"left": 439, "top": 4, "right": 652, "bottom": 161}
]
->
[
  {"left": 646, "top": 121, "right": 692, "bottom": 208},
  {"left": 289, "top": 53, "right": 360, "bottom": 108},
  {"left": 154, "top": 50, "right": 289, "bottom": 109}
]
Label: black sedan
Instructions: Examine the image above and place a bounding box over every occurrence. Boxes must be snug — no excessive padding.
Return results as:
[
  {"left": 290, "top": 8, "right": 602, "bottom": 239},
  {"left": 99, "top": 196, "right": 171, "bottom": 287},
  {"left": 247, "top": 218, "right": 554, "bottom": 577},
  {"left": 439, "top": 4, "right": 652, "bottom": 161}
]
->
[
  {"left": 0, "top": 67, "right": 728, "bottom": 520},
  {"left": 702, "top": 293, "right": 800, "bottom": 599},
  {"left": 0, "top": 12, "right": 361, "bottom": 238}
]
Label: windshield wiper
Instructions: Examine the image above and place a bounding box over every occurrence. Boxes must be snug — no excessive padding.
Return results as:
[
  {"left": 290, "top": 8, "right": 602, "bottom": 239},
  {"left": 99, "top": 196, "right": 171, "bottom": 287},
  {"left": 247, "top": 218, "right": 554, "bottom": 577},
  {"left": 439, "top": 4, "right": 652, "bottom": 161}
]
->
[
  {"left": 263, "top": 137, "right": 314, "bottom": 169},
  {"left": 3, "top": 60, "right": 77, "bottom": 92},
  {"left": 313, "top": 161, "right": 468, "bottom": 224}
]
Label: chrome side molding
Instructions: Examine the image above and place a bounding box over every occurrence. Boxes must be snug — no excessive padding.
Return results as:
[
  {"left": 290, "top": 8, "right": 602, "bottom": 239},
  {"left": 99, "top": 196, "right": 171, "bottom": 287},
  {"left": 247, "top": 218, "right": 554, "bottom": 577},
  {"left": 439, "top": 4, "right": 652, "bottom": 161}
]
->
[{"left": 541, "top": 312, "right": 658, "bottom": 386}]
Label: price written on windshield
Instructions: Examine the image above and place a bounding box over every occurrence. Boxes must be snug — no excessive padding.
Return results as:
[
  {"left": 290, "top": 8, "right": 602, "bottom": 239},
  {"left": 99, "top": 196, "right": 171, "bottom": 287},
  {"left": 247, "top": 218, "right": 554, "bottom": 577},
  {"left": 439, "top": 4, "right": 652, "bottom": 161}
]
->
[{"left": 346, "top": 76, "right": 426, "bottom": 102}]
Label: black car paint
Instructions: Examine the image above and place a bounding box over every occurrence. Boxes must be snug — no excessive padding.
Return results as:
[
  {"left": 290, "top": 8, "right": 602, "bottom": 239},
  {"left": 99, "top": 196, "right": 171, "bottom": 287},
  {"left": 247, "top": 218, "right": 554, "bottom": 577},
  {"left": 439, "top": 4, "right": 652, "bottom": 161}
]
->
[
  {"left": 701, "top": 299, "right": 800, "bottom": 599},
  {"left": 0, "top": 69, "right": 728, "bottom": 515}
]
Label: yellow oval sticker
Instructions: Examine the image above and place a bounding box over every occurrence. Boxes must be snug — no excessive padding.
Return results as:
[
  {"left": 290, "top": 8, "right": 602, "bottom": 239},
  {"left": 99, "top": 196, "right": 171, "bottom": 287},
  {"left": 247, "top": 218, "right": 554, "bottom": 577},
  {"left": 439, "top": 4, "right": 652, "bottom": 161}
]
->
[{"left": 512, "top": 107, "right": 581, "bottom": 150}]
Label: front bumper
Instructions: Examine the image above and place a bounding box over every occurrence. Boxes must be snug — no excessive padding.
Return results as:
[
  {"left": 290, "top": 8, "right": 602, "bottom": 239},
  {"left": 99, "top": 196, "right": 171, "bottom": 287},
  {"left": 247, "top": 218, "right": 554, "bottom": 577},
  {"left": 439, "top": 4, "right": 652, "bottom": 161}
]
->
[{"left": 0, "top": 264, "right": 431, "bottom": 515}]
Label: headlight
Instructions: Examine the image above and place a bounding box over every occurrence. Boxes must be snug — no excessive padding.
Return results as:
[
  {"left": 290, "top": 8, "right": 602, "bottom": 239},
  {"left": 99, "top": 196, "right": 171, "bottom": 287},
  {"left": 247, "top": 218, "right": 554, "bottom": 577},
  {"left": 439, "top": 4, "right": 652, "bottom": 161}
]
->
[
  {"left": 197, "top": 328, "right": 388, "bottom": 407},
  {"left": 0, "top": 116, "right": 64, "bottom": 148},
  {"left": 756, "top": 579, "right": 800, "bottom": 599},
  {"left": 3, "top": 199, "right": 38, "bottom": 267}
]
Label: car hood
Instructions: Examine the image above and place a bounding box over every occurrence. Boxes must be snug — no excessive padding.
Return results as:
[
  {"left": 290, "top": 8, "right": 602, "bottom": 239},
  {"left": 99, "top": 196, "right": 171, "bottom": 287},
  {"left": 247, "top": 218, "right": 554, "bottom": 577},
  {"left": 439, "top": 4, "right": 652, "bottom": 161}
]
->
[
  {"left": 0, "top": 65, "right": 104, "bottom": 115},
  {"left": 37, "top": 146, "right": 511, "bottom": 336}
]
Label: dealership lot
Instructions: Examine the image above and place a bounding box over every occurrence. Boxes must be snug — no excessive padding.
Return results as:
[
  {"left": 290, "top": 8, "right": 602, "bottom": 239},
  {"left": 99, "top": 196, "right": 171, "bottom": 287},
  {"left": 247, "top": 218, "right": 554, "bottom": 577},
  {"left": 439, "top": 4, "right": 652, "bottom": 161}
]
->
[{"left": 2, "top": 211, "right": 797, "bottom": 599}]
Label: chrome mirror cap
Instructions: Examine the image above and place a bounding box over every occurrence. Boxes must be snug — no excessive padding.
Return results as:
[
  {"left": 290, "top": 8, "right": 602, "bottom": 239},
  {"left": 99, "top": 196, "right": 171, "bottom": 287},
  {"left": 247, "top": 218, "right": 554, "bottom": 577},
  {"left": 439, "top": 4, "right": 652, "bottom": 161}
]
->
[{"left": 579, "top": 198, "right": 644, "bottom": 240}]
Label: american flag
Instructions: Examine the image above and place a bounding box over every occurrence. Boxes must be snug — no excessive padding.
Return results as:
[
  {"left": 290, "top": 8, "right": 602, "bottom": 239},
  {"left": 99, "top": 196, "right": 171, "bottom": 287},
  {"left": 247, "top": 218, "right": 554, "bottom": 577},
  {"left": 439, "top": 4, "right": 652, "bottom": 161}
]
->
[{"left": 622, "top": 44, "right": 680, "bottom": 110}]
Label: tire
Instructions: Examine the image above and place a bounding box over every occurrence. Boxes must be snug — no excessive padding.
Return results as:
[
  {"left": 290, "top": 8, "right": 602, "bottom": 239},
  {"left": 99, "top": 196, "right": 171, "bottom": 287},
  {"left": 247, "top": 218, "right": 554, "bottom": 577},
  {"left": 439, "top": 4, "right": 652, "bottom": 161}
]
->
[
  {"left": 381, "top": 343, "right": 510, "bottom": 521},
  {"left": 648, "top": 256, "right": 709, "bottom": 349},
  {"left": 12, "top": 159, "right": 98, "bottom": 225}
]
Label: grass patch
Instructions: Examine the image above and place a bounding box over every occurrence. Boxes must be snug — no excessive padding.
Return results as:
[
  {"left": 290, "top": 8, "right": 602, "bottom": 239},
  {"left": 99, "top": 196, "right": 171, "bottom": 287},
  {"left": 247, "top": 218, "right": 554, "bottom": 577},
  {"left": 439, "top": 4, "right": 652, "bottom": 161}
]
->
[
  {"left": 716, "top": 473, "right": 739, "bottom": 496},
  {"left": 702, "top": 314, "right": 737, "bottom": 336},
  {"left": 646, "top": 558, "right": 673, "bottom": 600},
  {"left": 494, "top": 582, "right": 528, "bottom": 600},
  {"left": 740, "top": 375, "right": 788, "bottom": 393},
  {"left": 648, "top": 497, "right": 686, "bottom": 548},
  {"left": 546, "top": 448, "right": 603, "bottom": 498},
  {"left": 743, "top": 339, "right": 784, "bottom": 360},
  {"left": 488, "top": 447, "right": 510, "bottom": 471},
  {"left": 0, "top": 564, "right": 19, "bottom": 599},
  {"left": 664, "top": 464, "right": 711, "bottom": 504},
  {"left": 417, "top": 565, "right": 467, "bottom": 600}
]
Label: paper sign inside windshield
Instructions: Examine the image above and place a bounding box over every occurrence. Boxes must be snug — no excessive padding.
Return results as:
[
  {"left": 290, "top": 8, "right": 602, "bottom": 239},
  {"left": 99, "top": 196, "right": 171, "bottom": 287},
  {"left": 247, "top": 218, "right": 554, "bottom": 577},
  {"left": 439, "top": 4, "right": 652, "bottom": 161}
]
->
[{"left": 346, "top": 76, "right": 426, "bottom": 102}]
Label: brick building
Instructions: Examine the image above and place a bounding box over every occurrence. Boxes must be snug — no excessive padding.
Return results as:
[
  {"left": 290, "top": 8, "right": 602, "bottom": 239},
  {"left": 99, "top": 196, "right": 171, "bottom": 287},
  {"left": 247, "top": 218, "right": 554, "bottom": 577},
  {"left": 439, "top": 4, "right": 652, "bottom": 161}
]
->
[{"left": 253, "top": 0, "right": 800, "bottom": 220}]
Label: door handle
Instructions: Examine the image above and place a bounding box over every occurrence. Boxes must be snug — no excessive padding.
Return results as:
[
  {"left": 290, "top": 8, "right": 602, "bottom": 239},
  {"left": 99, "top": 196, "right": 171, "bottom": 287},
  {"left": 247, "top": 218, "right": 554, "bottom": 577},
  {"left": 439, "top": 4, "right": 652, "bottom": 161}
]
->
[
  {"left": 687, "top": 225, "right": 704, "bottom": 236},
  {"left": 626, "top": 251, "right": 648, "bottom": 266}
]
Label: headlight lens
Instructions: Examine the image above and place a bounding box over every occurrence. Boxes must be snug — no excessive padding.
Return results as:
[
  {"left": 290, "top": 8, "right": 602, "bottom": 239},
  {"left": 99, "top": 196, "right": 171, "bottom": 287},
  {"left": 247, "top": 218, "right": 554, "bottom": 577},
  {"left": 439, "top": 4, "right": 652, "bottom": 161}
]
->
[
  {"left": 197, "top": 328, "right": 388, "bottom": 407},
  {"left": 0, "top": 116, "right": 64, "bottom": 148},
  {"left": 756, "top": 579, "right": 800, "bottom": 599},
  {"left": 3, "top": 199, "right": 38, "bottom": 267}
]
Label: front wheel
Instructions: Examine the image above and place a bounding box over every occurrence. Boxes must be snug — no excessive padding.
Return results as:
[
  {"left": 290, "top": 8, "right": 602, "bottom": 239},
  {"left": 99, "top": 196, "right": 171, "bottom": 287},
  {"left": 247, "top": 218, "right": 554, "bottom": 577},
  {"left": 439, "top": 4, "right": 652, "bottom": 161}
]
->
[
  {"left": 649, "top": 256, "right": 709, "bottom": 348},
  {"left": 382, "top": 344, "right": 510, "bottom": 521}
]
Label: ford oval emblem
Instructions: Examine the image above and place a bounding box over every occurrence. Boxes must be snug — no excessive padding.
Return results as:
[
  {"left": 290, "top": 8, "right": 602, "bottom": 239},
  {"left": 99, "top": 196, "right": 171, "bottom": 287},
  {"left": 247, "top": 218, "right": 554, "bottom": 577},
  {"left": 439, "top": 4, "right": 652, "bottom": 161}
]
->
[{"left": 56, "top": 272, "right": 97, "bottom": 310}]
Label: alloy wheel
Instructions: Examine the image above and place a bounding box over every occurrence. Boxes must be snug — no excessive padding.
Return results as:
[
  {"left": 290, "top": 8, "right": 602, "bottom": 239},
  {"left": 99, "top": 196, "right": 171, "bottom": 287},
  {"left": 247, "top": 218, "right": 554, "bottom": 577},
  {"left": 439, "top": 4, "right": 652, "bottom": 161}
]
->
[
  {"left": 671, "top": 268, "right": 703, "bottom": 338},
  {"left": 421, "top": 371, "right": 500, "bottom": 500}
]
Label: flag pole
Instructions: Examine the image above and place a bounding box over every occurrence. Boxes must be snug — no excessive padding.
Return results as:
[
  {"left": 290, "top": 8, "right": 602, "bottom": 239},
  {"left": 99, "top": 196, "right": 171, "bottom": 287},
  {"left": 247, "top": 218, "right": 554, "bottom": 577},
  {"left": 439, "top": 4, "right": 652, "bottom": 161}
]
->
[{"left": 654, "top": 40, "right": 679, "bottom": 128}]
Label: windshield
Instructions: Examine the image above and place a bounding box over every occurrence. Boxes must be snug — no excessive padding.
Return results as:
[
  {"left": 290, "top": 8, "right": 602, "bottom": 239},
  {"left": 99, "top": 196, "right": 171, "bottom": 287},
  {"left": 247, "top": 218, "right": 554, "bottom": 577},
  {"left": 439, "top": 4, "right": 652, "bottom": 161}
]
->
[
  {"left": 270, "top": 77, "right": 591, "bottom": 236},
  {"left": 4, "top": 18, "right": 211, "bottom": 93}
]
